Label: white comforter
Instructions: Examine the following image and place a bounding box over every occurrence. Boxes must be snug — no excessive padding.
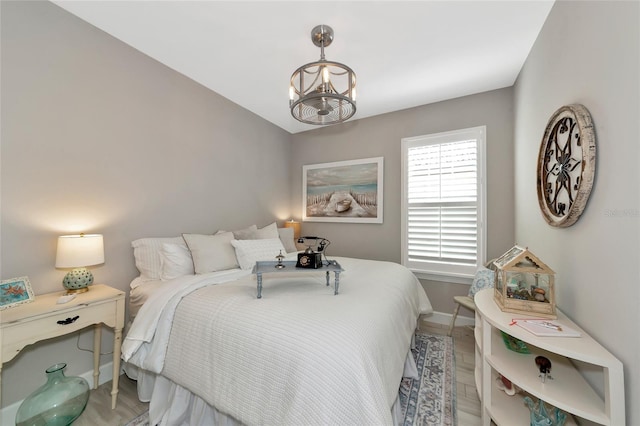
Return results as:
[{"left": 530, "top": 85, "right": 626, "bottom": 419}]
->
[{"left": 122, "top": 256, "right": 432, "bottom": 426}]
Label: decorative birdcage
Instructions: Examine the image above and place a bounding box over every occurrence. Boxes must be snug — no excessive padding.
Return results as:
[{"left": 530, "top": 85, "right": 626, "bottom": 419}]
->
[{"left": 493, "top": 245, "right": 556, "bottom": 319}]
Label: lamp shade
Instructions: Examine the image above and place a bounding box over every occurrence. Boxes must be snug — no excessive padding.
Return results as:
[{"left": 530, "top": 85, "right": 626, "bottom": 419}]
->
[{"left": 55, "top": 234, "right": 104, "bottom": 268}]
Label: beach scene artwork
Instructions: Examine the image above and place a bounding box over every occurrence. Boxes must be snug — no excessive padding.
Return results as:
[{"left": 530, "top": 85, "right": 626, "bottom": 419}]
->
[{"left": 303, "top": 157, "right": 383, "bottom": 223}]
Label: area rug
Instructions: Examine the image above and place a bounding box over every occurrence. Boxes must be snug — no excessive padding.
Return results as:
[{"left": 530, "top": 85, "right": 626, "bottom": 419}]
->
[
  {"left": 126, "top": 332, "right": 455, "bottom": 426},
  {"left": 398, "top": 332, "right": 456, "bottom": 426}
]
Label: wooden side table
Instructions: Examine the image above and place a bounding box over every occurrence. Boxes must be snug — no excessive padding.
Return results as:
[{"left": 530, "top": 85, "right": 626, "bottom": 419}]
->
[{"left": 0, "top": 284, "right": 125, "bottom": 409}]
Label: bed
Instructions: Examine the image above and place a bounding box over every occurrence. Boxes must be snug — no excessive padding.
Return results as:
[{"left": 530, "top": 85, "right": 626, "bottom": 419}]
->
[{"left": 122, "top": 225, "right": 432, "bottom": 426}]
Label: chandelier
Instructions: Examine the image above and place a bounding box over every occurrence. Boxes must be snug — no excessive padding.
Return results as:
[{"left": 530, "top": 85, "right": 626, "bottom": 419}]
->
[{"left": 289, "top": 25, "right": 357, "bottom": 125}]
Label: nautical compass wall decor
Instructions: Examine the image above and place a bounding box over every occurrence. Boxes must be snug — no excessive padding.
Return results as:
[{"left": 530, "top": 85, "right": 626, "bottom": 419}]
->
[{"left": 537, "top": 104, "right": 596, "bottom": 227}]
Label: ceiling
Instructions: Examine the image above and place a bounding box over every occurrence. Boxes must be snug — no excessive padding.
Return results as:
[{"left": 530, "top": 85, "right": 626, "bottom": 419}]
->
[{"left": 51, "top": 1, "right": 555, "bottom": 134}]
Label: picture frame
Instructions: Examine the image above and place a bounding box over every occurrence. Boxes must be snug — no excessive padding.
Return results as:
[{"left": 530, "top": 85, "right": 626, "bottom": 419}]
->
[
  {"left": 0, "top": 276, "right": 35, "bottom": 310},
  {"left": 303, "top": 157, "right": 383, "bottom": 223}
]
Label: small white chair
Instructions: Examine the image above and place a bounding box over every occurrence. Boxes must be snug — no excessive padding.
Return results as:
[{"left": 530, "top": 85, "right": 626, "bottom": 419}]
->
[
  {"left": 447, "top": 264, "right": 495, "bottom": 336},
  {"left": 447, "top": 295, "right": 476, "bottom": 336}
]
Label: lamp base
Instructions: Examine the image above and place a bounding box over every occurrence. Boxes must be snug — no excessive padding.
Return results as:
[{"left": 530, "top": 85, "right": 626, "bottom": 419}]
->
[
  {"left": 62, "top": 268, "right": 93, "bottom": 294},
  {"left": 65, "top": 287, "right": 89, "bottom": 294}
]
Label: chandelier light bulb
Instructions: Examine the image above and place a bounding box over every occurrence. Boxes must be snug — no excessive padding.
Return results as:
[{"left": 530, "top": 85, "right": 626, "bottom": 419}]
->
[{"left": 322, "top": 66, "right": 330, "bottom": 84}]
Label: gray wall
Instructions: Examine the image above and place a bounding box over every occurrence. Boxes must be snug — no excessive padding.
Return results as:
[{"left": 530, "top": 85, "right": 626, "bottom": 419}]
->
[
  {"left": 291, "top": 88, "right": 516, "bottom": 315},
  {"left": 513, "top": 1, "right": 639, "bottom": 423},
  {"left": 1, "top": 1, "right": 292, "bottom": 406},
  {"left": 6, "top": 0, "right": 636, "bottom": 421}
]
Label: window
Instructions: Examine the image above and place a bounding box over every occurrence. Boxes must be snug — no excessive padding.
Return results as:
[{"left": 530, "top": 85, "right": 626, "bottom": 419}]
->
[{"left": 401, "top": 126, "right": 486, "bottom": 282}]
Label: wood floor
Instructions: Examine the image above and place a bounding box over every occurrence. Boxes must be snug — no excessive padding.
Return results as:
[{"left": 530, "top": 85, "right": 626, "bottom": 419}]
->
[
  {"left": 72, "top": 321, "right": 481, "bottom": 425},
  {"left": 73, "top": 375, "right": 148, "bottom": 426}
]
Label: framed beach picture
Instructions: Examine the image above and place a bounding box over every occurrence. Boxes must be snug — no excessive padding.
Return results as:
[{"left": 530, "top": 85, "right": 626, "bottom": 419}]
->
[
  {"left": 303, "top": 157, "right": 383, "bottom": 223},
  {"left": 0, "top": 276, "right": 35, "bottom": 310}
]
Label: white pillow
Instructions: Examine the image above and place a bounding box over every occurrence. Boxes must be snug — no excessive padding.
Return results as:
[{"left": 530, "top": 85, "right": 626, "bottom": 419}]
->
[
  {"left": 183, "top": 232, "right": 239, "bottom": 274},
  {"left": 233, "top": 222, "right": 279, "bottom": 240},
  {"left": 278, "top": 227, "right": 297, "bottom": 253},
  {"left": 131, "top": 236, "right": 185, "bottom": 281},
  {"left": 253, "top": 222, "right": 279, "bottom": 239},
  {"left": 159, "top": 242, "right": 194, "bottom": 280},
  {"left": 230, "top": 238, "right": 287, "bottom": 270}
]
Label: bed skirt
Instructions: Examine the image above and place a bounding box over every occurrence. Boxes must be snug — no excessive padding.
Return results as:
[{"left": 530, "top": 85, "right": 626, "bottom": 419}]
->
[{"left": 125, "top": 335, "right": 418, "bottom": 426}]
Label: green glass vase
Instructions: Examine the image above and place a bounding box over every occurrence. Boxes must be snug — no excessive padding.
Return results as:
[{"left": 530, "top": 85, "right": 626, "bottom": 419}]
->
[{"left": 15, "top": 363, "right": 90, "bottom": 426}]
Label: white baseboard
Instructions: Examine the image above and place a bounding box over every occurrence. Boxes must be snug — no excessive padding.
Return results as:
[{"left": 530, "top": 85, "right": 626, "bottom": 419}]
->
[
  {"left": 1, "top": 361, "right": 116, "bottom": 426},
  {"left": 421, "top": 310, "right": 475, "bottom": 327}
]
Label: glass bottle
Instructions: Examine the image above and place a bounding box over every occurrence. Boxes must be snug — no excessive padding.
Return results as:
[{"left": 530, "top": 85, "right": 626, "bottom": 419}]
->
[
  {"left": 523, "top": 396, "right": 567, "bottom": 426},
  {"left": 15, "top": 363, "right": 90, "bottom": 426}
]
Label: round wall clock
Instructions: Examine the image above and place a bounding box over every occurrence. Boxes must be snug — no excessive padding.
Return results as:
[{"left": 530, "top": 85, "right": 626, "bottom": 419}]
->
[{"left": 537, "top": 104, "right": 596, "bottom": 227}]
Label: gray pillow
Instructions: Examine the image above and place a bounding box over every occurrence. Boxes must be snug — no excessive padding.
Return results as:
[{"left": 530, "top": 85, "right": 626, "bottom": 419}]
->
[
  {"left": 182, "top": 232, "right": 239, "bottom": 273},
  {"left": 232, "top": 224, "right": 258, "bottom": 239}
]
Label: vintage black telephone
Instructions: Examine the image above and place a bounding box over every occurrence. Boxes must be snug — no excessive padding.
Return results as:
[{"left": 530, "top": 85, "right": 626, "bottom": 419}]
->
[{"left": 295, "top": 236, "right": 330, "bottom": 269}]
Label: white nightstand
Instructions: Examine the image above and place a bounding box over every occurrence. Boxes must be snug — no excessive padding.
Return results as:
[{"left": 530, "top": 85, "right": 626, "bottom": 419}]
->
[{"left": 0, "top": 284, "right": 125, "bottom": 409}]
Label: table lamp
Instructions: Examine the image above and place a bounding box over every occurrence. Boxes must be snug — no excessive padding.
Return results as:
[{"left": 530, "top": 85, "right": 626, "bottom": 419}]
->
[
  {"left": 55, "top": 234, "right": 104, "bottom": 293},
  {"left": 283, "top": 220, "right": 301, "bottom": 240}
]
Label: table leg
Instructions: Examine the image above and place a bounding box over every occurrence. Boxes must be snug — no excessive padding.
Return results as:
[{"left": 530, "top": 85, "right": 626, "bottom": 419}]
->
[
  {"left": 93, "top": 324, "right": 101, "bottom": 389},
  {"left": 257, "top": 272, "right": 263, "bottom": 299},
  {"left": 111, "top": 327, "right": 122, "bottom": 409},
  {"left": 326, "top": 271, "right": 330, "bottom": 286},
  {"left": 334, "top": 271, "right": 340, "bottom": 295}
]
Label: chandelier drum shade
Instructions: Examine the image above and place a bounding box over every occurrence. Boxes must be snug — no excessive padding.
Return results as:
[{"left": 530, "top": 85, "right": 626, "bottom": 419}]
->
[{"left": 289, "top": 25, "right": 357, "bottom": 125}]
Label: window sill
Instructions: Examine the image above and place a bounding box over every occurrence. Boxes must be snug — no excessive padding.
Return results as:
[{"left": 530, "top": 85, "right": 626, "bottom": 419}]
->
[{"left": 411, "top": 270, "right": 473, "bottom": 285}]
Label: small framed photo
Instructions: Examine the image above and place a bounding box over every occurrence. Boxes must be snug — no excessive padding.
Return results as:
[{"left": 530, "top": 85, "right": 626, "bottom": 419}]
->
[{"left": 0, "top": 276, "right": 35, "bottom": 310}]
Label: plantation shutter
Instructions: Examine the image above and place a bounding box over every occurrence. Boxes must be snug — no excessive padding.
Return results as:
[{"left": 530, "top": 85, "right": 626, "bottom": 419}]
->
[{"left": 401, "top": 127, "right": 485, "bottom": 279}]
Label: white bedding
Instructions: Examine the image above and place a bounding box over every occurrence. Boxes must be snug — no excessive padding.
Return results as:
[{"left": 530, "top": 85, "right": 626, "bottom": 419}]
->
[{"left": 123, "top": 256, "right": 432, "bottom": 425}]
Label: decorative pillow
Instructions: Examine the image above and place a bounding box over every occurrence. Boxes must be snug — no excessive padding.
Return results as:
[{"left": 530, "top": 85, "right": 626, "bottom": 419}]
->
[
  {"left": 159, "top": 242, "right": 194, "bottom": 280},
  {"left": 468, "top": 266, "right": 495, "bottom": 297},
  {"left": 231, "top": 224, "right": 258, "bottom": 239},
  {"left": 278, "top": 227, "right": 297, "bottom": 253},
  {"left": 253, "top": 222, "right": 279, "bottom": 239},
  {"left": 183, "top": 232, "right": 239, "bottom": 274},
  {"left": 131, "top": 236, "right": 185, "bottom": 281},
  {"left": 233, "top": 222, "right": 279, "bottom": 240},
  {"left": 230, "top": 238, "right": 287, "bottom": 270}
]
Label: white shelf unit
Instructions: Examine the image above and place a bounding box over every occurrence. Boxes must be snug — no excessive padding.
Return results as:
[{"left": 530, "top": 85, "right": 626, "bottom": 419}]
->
[{"left": 474, "top": 289, "right": 624, "bottom": 426}]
